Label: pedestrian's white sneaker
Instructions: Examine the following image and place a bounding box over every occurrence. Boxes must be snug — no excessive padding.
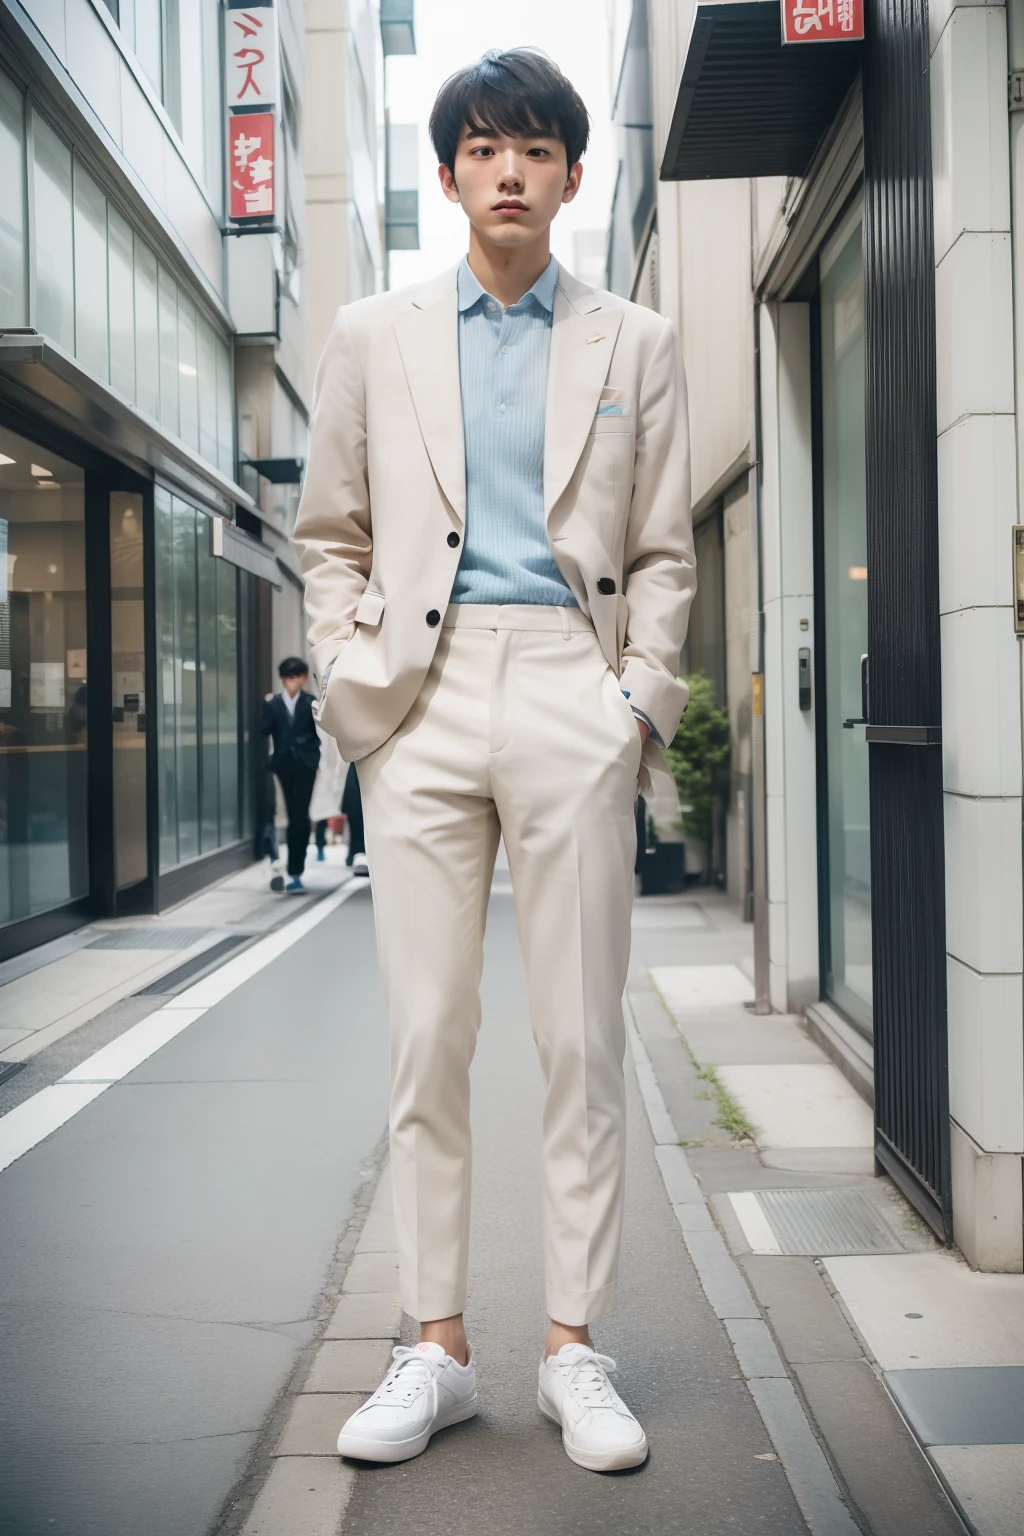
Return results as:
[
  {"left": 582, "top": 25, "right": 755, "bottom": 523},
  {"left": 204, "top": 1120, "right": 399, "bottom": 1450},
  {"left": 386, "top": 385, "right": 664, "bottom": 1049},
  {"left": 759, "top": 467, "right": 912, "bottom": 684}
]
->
[
  {"left": 337, "top": 1342, "right": 477, "bottom": 1463},
  {"left": 538, "top": 1343, "right": 648, "bottom": 1472},
  {"left": 351, "top": 852, "right": 369, "bottom": 878}
]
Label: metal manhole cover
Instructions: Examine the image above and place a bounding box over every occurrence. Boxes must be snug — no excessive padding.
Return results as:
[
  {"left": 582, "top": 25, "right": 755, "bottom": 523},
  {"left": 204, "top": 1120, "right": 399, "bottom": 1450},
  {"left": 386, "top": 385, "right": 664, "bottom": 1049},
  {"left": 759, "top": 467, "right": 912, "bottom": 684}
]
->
[{"left": 743, "top": 1187, "right": 907, "bottom": 1256}]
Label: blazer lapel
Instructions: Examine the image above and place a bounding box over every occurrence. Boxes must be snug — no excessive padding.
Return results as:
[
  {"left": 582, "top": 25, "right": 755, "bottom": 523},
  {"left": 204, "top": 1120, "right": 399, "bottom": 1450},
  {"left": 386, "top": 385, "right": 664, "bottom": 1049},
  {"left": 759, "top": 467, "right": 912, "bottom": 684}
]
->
[
  {"left": 544, "top": 275, "right": 623, "bottom": 520},
  {"left": 393, "top": 269, "right": 465, "bottom": 524}
]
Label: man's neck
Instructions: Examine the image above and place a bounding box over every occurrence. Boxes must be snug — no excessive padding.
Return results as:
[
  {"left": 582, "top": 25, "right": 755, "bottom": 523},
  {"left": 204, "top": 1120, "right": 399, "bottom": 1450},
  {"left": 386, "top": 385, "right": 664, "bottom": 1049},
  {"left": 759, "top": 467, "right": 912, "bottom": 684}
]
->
[{"left": 466, "top": 229, "right": 553, "bottom": 308}]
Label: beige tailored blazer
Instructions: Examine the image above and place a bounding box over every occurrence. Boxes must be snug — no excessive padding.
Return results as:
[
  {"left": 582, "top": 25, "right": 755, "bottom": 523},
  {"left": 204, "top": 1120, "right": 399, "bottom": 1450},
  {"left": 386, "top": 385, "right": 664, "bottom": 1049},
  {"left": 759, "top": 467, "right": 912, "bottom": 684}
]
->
[{"left": 293, "top": 261, "right": 695, "bottom": 782}]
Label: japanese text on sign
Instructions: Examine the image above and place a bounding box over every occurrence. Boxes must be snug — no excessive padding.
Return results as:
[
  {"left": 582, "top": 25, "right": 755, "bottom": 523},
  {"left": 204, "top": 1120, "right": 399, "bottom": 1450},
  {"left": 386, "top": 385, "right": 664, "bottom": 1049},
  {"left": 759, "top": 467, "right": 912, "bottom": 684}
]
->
[
  {"left": 230, "top": 113, "right": 275, "bottom": 219},
  {"left": 224, "top": 6, "right": 278, "bottom": 108},
  {"left": 781, "top": 0, "right": 864, "bottom": 42}
]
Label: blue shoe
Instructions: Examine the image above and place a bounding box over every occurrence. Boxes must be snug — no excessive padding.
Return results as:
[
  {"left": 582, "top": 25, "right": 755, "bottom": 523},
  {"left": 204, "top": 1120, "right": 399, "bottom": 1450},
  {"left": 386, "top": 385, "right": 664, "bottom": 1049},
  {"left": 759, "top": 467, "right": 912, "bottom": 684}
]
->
[
  {"left": 317, "top": 848, "right": 326, "bottom": 862},
  {"left": 285, "top": 877, "right": 305, "bottom": 893}
]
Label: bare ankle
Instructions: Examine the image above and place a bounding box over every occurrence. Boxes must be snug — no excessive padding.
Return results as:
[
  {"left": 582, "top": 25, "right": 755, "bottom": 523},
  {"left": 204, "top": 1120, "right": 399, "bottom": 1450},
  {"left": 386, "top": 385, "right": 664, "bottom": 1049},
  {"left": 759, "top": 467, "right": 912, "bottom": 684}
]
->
[
  {"left": 545, "top": 1320, "right": 593, "bottom": 1359},
  {"left": 419, "top": 1314, "right": 469, "bottom": 1366}
]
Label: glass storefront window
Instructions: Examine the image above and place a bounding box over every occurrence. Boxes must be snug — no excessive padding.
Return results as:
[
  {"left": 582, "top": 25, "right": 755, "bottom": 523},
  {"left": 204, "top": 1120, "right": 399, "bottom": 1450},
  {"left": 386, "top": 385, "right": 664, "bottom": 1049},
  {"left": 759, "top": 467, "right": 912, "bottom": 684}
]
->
[
  {"left": 154, "top": 489, "right": 244, "bottom": 873},
  {"left": 197, "top": 316, "right": 219, "bottom": 469},
  {"left": 0, "top": 428, "right": 88, "bottom": 927},
  {"left": 110, "top": 492, "right": 147, "bottom": 889},
  {"left": 73, "top": 164, "right": 110, "bottom": 384},
  {"left": 0, "top": 71, "right": 26, "bottom": 327},
  {"left": 32, "top": 114, "right": 74, "bottom": 353},
  {"left": 177, "top": 294, "right": 199, "bottom": 453},
  {"left": 818, "top": 213, "right": 872, "bottom": 1034}
]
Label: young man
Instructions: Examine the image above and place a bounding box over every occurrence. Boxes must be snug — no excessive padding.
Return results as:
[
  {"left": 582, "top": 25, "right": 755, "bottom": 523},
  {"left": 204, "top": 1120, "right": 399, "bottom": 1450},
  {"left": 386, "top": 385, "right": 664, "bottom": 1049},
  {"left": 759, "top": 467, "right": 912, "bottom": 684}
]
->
[
  {"left": 260, "top": 657, "right": 321, "bottom": 893},
  {"left": 294, "top": 49, "right": 694, "bottom": 1471}
]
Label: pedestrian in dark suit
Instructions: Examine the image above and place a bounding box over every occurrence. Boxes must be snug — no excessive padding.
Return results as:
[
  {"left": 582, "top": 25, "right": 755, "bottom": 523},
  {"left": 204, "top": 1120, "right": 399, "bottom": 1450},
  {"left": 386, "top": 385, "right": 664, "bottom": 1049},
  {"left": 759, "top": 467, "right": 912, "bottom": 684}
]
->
[{"left": 261, "top": 657, "right": 321, "bottom": 892}]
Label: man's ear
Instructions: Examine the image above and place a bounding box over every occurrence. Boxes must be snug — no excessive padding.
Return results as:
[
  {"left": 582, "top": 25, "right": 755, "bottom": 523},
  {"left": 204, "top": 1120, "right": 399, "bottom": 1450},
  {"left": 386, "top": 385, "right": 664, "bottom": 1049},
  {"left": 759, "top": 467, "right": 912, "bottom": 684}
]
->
[
  {"left": 561, "top": 161, "right": 583, "bottom": 206},
  {"left": 438, "top": 162, "right": 461, "bottom": 205}
]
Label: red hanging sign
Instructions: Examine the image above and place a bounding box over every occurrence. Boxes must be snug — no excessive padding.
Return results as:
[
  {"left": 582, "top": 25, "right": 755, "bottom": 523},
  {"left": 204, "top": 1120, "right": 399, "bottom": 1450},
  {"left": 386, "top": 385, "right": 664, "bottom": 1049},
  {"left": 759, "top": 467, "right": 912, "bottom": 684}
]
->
[
  {"left": 781, "top": 0, "right": 864, "bottom": 42},
  {"left": 229, "top": 113, "right": 275, "bottom": 221}
]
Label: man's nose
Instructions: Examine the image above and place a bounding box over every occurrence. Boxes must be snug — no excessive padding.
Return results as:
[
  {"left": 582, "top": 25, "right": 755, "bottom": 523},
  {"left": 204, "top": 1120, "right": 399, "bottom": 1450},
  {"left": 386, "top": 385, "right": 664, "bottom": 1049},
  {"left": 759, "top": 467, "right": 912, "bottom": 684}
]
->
[{"left": 496, "top": 153, "right": 524, "bottom": 189}]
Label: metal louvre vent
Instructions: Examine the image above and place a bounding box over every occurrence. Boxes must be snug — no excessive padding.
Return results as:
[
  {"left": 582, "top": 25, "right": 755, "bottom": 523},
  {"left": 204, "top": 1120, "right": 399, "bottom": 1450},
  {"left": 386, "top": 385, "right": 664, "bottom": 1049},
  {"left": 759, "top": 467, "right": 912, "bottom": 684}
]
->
[
  {"left": 755, "top": 1187, "right": 907, "bottom": 1255},
  {"left": 88, "top": 927, "right": 213, "bottom": 951},
  {"left": 660, "top": 1, "right": 862, "bottom": 182}
]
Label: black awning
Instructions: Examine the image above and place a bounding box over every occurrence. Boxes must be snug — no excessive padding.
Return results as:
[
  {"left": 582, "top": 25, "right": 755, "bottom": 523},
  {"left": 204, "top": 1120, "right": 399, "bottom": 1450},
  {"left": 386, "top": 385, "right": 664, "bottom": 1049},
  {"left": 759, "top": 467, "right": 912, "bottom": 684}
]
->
[{"left": 660, "top": 1, "right": 861, "bottom": 181}]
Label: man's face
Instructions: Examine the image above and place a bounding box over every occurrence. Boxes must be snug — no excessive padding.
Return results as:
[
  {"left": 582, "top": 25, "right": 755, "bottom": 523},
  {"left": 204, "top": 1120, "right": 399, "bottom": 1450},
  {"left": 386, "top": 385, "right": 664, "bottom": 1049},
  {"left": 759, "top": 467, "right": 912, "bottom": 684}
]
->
[
  {"left": 439, "top": 127, "right": 582, "bottom": 248},
  {"left": 282, "top": 673, "right": 307, "bottom": 698}
]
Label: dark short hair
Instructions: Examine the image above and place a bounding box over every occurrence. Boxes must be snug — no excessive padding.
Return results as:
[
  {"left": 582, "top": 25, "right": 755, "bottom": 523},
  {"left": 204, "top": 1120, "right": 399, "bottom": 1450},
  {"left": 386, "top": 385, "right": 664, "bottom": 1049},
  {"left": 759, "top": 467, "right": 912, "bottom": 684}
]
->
[
  {"left": 429, "top": 49, "right": 590, "bottom": 176},
  {"left": 278, "top": 656, "right": 309, "bottom": 679}
]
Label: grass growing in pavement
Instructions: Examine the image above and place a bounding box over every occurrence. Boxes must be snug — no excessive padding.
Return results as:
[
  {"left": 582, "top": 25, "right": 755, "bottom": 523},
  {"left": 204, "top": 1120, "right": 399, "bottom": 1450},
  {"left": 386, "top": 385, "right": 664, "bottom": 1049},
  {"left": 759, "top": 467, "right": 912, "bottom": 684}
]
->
[{"left": 649, "top": 976, "right": 758, "bottom": 1145}]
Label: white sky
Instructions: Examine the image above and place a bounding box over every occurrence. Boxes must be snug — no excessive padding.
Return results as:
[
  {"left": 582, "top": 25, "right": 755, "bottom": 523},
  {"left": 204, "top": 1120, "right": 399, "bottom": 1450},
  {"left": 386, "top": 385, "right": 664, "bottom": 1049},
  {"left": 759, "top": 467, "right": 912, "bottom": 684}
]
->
[{"left": 386, "top": 1, "right": 623, "bottom": 288}]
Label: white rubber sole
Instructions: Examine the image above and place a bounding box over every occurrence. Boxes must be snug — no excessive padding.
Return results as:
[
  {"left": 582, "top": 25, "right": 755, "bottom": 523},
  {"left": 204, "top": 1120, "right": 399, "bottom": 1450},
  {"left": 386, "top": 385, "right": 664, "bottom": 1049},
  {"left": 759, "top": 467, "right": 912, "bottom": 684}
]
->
[
  {"left": 538, "top": 1392, "right": 649, "bottom": 1472},
  {"left": 337, "top": 1395, "right": 478, "bottom": 1464}
]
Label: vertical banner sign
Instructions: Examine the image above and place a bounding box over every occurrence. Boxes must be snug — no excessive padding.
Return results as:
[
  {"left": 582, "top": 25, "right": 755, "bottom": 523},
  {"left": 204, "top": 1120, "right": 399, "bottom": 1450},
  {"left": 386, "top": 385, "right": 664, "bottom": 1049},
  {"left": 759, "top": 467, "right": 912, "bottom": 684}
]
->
[
  {"left": 225, "top": 4, "right": 279, "bottom": 224},
  {"left": 781, "top": 0, "right": 864, "bottom": 41}
]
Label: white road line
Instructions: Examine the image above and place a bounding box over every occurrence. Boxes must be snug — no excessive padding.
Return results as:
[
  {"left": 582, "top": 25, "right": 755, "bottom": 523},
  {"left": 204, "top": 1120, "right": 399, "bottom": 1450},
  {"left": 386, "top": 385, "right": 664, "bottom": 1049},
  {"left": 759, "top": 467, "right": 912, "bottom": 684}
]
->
[
  {"left": 0, "top": 881, "right": 365, "bottom": 1178},
  {"left": 729, "top": 1190, "right": 783, "bottom": 1255},
  {"left": 0, "top": 1084, "right": 109, "bottom": 1175}
]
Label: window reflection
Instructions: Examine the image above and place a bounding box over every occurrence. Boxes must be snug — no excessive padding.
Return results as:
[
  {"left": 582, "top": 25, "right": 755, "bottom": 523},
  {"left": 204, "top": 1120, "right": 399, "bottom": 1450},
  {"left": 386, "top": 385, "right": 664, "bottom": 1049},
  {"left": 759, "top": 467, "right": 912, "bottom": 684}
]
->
[{"left": 0, "top": 428, "right": 88, "bottom": 928}]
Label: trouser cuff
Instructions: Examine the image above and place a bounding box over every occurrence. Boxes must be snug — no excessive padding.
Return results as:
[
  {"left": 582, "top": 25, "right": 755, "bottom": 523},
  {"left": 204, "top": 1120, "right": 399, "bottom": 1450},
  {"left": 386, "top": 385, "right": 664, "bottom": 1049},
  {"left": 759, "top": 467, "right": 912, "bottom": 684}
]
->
[{"left": 546, "top": 1278, "right": 618, "bottom": 1327}]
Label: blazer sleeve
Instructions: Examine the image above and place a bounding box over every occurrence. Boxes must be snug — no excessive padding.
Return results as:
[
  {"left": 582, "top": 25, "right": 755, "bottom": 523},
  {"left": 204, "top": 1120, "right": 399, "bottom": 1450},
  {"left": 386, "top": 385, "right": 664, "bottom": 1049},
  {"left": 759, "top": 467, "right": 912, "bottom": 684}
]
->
[
  {"left": 618, "top": 316, "right": 696, "bottom": 747},
  {"left": 292, "top": 306, "right": 373, "bottom": 689}
]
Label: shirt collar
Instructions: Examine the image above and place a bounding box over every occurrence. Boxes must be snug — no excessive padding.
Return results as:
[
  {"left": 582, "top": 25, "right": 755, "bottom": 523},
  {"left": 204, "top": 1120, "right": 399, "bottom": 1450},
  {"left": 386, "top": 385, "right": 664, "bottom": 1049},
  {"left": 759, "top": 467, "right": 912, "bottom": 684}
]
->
[{"left": 457, "top": 255, "right": 558, "bottom": 315}]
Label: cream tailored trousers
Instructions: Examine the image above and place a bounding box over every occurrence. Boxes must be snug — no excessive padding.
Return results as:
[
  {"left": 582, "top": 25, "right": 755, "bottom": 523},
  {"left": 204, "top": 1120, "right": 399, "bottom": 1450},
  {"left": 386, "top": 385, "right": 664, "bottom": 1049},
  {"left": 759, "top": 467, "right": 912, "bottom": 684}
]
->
[{"left": 357, "top": 603, "right": 641, "bottom": 1327}]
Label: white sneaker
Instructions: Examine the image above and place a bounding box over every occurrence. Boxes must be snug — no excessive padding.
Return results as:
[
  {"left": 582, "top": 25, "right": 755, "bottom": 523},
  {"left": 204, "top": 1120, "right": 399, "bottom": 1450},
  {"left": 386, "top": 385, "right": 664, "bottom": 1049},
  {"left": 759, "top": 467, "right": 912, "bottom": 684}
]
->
[
  {"left": 337, "top": 1342, "right": 477, "bottom": 1463},
  {"left": 351, "top": 852, "right": 369, "bottom": 878},
  {"left": 538, "top": 1343, "right": 648, "bottom": 1472}
]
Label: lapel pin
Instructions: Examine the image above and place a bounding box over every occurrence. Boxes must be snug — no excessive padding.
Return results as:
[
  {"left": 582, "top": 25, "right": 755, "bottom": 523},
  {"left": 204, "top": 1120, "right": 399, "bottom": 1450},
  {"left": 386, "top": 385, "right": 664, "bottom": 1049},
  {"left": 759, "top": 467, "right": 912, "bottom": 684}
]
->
[{"left": 586, "top": 334, "right": 605, "bottom": 345}]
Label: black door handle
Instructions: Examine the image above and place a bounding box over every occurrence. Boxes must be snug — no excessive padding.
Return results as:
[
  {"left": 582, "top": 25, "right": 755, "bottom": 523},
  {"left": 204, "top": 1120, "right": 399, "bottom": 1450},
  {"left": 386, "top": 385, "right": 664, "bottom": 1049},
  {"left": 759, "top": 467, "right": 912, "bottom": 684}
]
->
[{"left": 843, "top": 653, "right": 869, "bottom": 729}]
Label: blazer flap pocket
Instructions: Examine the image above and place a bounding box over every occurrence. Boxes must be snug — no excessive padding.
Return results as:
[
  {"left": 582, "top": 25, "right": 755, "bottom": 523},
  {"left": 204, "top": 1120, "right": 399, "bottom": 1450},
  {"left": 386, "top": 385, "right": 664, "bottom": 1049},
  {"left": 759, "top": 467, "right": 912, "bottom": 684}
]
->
[{"left": 354, "top": 590, "right": 385, "bottom": 626}]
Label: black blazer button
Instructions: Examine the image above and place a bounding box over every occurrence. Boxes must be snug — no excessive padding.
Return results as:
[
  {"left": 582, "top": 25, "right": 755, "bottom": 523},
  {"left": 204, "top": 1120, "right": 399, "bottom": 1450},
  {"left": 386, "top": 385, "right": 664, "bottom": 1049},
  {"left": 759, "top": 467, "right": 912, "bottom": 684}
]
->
[
  {"left": 426, "top": 609, "right": 441, "bottom": 627},
  {"left": 447, "top": 531, "right": 460, "bottom": 548},
  {"left": 597, "top": 577, "right": 616, "bottom": 595}
]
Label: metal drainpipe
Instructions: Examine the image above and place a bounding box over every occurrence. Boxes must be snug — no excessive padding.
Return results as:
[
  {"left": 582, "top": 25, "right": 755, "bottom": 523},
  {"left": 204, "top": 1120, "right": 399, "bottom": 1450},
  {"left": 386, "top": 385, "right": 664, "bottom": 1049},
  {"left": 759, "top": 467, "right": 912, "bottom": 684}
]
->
[{"left": 750, "top": 289, "right": 771, "bottom": 1014}]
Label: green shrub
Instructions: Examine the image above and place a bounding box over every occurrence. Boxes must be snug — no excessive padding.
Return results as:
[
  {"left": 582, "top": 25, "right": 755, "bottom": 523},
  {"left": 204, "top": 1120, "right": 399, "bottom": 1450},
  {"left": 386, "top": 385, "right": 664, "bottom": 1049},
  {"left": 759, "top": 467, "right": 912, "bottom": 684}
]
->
[{"left": 664, "top": 672, "right": 731, "bottom": 844}]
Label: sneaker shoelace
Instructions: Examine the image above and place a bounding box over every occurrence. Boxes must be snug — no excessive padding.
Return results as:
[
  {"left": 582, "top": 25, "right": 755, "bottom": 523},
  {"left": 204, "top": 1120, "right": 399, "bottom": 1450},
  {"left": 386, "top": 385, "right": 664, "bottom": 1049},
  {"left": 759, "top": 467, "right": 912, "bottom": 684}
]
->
[
  {"left": 372, "top": 1346, "right": 439, "bottom": 1410},
  {"left": 561, "top": 1351, "right": 623, "bottom": 1412}
]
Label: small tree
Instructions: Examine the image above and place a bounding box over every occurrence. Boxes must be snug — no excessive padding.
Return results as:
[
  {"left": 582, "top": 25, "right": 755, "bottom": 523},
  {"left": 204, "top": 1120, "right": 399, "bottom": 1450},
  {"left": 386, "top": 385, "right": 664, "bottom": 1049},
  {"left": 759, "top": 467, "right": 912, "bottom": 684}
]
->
[{"left": 665, "top": 672, "right": 731, "bottom": 847}]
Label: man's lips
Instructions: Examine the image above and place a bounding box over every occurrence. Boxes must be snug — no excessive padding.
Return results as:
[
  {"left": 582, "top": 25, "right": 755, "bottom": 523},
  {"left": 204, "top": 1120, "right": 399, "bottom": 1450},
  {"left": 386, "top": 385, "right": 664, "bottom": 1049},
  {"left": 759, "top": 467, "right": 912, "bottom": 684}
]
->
[{"left": 493, "top": 201, "right": 528, "bottom": 213}]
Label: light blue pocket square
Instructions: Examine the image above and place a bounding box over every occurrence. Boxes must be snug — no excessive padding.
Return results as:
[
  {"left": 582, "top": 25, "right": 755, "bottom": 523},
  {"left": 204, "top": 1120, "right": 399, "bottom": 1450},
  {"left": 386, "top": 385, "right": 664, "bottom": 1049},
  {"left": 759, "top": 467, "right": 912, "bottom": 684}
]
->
[{"left": 597, "top": 402, "right": 625, "bottom": 417}]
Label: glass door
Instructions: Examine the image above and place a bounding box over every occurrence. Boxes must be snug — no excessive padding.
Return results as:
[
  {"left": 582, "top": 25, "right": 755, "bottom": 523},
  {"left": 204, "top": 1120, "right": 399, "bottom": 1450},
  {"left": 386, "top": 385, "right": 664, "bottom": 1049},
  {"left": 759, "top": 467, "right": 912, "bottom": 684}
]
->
[
  {"left": 815, "top": 210, "right": 872, "bottom": 1036},
  {"left": 0, "top": 427, "right": 89, "bottom": 933}
]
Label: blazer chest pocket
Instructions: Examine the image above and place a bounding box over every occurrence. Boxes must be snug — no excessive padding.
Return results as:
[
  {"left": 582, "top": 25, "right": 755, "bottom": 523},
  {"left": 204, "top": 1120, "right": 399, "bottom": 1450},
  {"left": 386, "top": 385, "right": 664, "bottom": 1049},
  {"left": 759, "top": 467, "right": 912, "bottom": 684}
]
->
[{"left": 355, "top": 589, "right": 385, "bottom": 626}]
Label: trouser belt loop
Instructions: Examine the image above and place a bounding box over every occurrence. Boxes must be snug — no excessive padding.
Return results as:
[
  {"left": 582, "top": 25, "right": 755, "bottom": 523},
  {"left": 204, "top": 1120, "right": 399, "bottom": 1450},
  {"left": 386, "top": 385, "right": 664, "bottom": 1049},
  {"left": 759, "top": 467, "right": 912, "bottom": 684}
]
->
[{"left": 558, "top": 607, "right": 571, "bottom": 641}]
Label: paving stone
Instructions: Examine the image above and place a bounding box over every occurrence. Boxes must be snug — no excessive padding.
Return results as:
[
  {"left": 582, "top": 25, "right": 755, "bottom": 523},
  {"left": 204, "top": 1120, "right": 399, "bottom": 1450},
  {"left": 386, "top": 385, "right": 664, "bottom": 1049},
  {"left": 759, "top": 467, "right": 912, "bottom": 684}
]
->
[
  {"left": 342, "top": 1250, "right": 400, "bottom": 1294},
  {"left": 930, "top": 1444, "right": 1024, "bottom": 1536},
  {"left": 672, "top": 1200, "right": 714, "bottom": 1231},
  {"left": 740, "top": 1255, "right": 862, "bottom": 1363},
  {"left": 324, "top": 1291, "right": 402, "bottom": 1340},
  {"left": 274, "top": 1394, "right": 363, "bottom": 1456},
  {"left": 683, "top": 1228, "right": 761, "bottom": 1319},
  {"left": 655, "top": 1143, "right": 703, "bottom": 1204},
  {"left": 885, "top": 1366, "right": 1024, "bottom": 1447},
  {"left": 794, "top": 1361, "right": 964, "bottom": 1535},
  {"left": 239, "top": 1455, "right": 355, "bottom": 1536},
  {"left": 304, "top": 1338, "right": 394, "bottom": 1393},
  {"left": 725, "top": 1318, "right": 787, "bottom": 1379},
  {"left": 355, "top": 1213, "right": 397, "bottom": 1253}
]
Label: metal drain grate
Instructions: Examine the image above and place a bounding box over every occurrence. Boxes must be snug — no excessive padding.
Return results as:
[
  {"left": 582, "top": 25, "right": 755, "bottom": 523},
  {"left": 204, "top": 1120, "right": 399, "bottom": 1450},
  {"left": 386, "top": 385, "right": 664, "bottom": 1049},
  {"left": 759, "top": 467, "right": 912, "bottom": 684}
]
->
[
  {"left": 134, "top": 936, "right": 248, "bottom": 995},
  {"left": 753, "top": 1187, "right": 907, "bottom": 1256},
  {"left": 88, "top": 927, "right": 212, "bottom": 951}
]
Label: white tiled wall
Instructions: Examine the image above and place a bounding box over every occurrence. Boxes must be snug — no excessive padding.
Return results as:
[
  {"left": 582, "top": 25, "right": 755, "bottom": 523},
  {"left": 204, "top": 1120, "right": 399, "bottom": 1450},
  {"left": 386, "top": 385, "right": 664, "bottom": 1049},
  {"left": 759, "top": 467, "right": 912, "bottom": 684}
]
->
[{"left": 933, "top": 0, "right": 1024, "bottom": 1247}]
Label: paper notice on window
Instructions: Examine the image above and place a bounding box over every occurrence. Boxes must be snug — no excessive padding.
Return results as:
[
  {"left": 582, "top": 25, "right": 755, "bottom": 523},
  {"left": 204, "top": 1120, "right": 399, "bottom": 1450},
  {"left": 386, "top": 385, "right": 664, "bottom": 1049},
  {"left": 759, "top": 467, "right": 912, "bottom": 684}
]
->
[
  {"left": 67, "top": 649, "right": 87, "bottom": 679},
  {"left": 0, "top": 669, "right": 10, "bottom": 709},
  {"left": 30, "top": 661, "right": 65, "bottom": 710}
]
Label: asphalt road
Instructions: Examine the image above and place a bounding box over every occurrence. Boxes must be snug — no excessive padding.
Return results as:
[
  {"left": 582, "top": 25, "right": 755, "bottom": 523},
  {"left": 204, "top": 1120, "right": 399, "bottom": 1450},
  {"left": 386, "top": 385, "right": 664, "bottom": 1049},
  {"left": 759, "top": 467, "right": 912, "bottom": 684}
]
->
[{"left": 0, "top": 886, "right": 389, "bottom": 1536}]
